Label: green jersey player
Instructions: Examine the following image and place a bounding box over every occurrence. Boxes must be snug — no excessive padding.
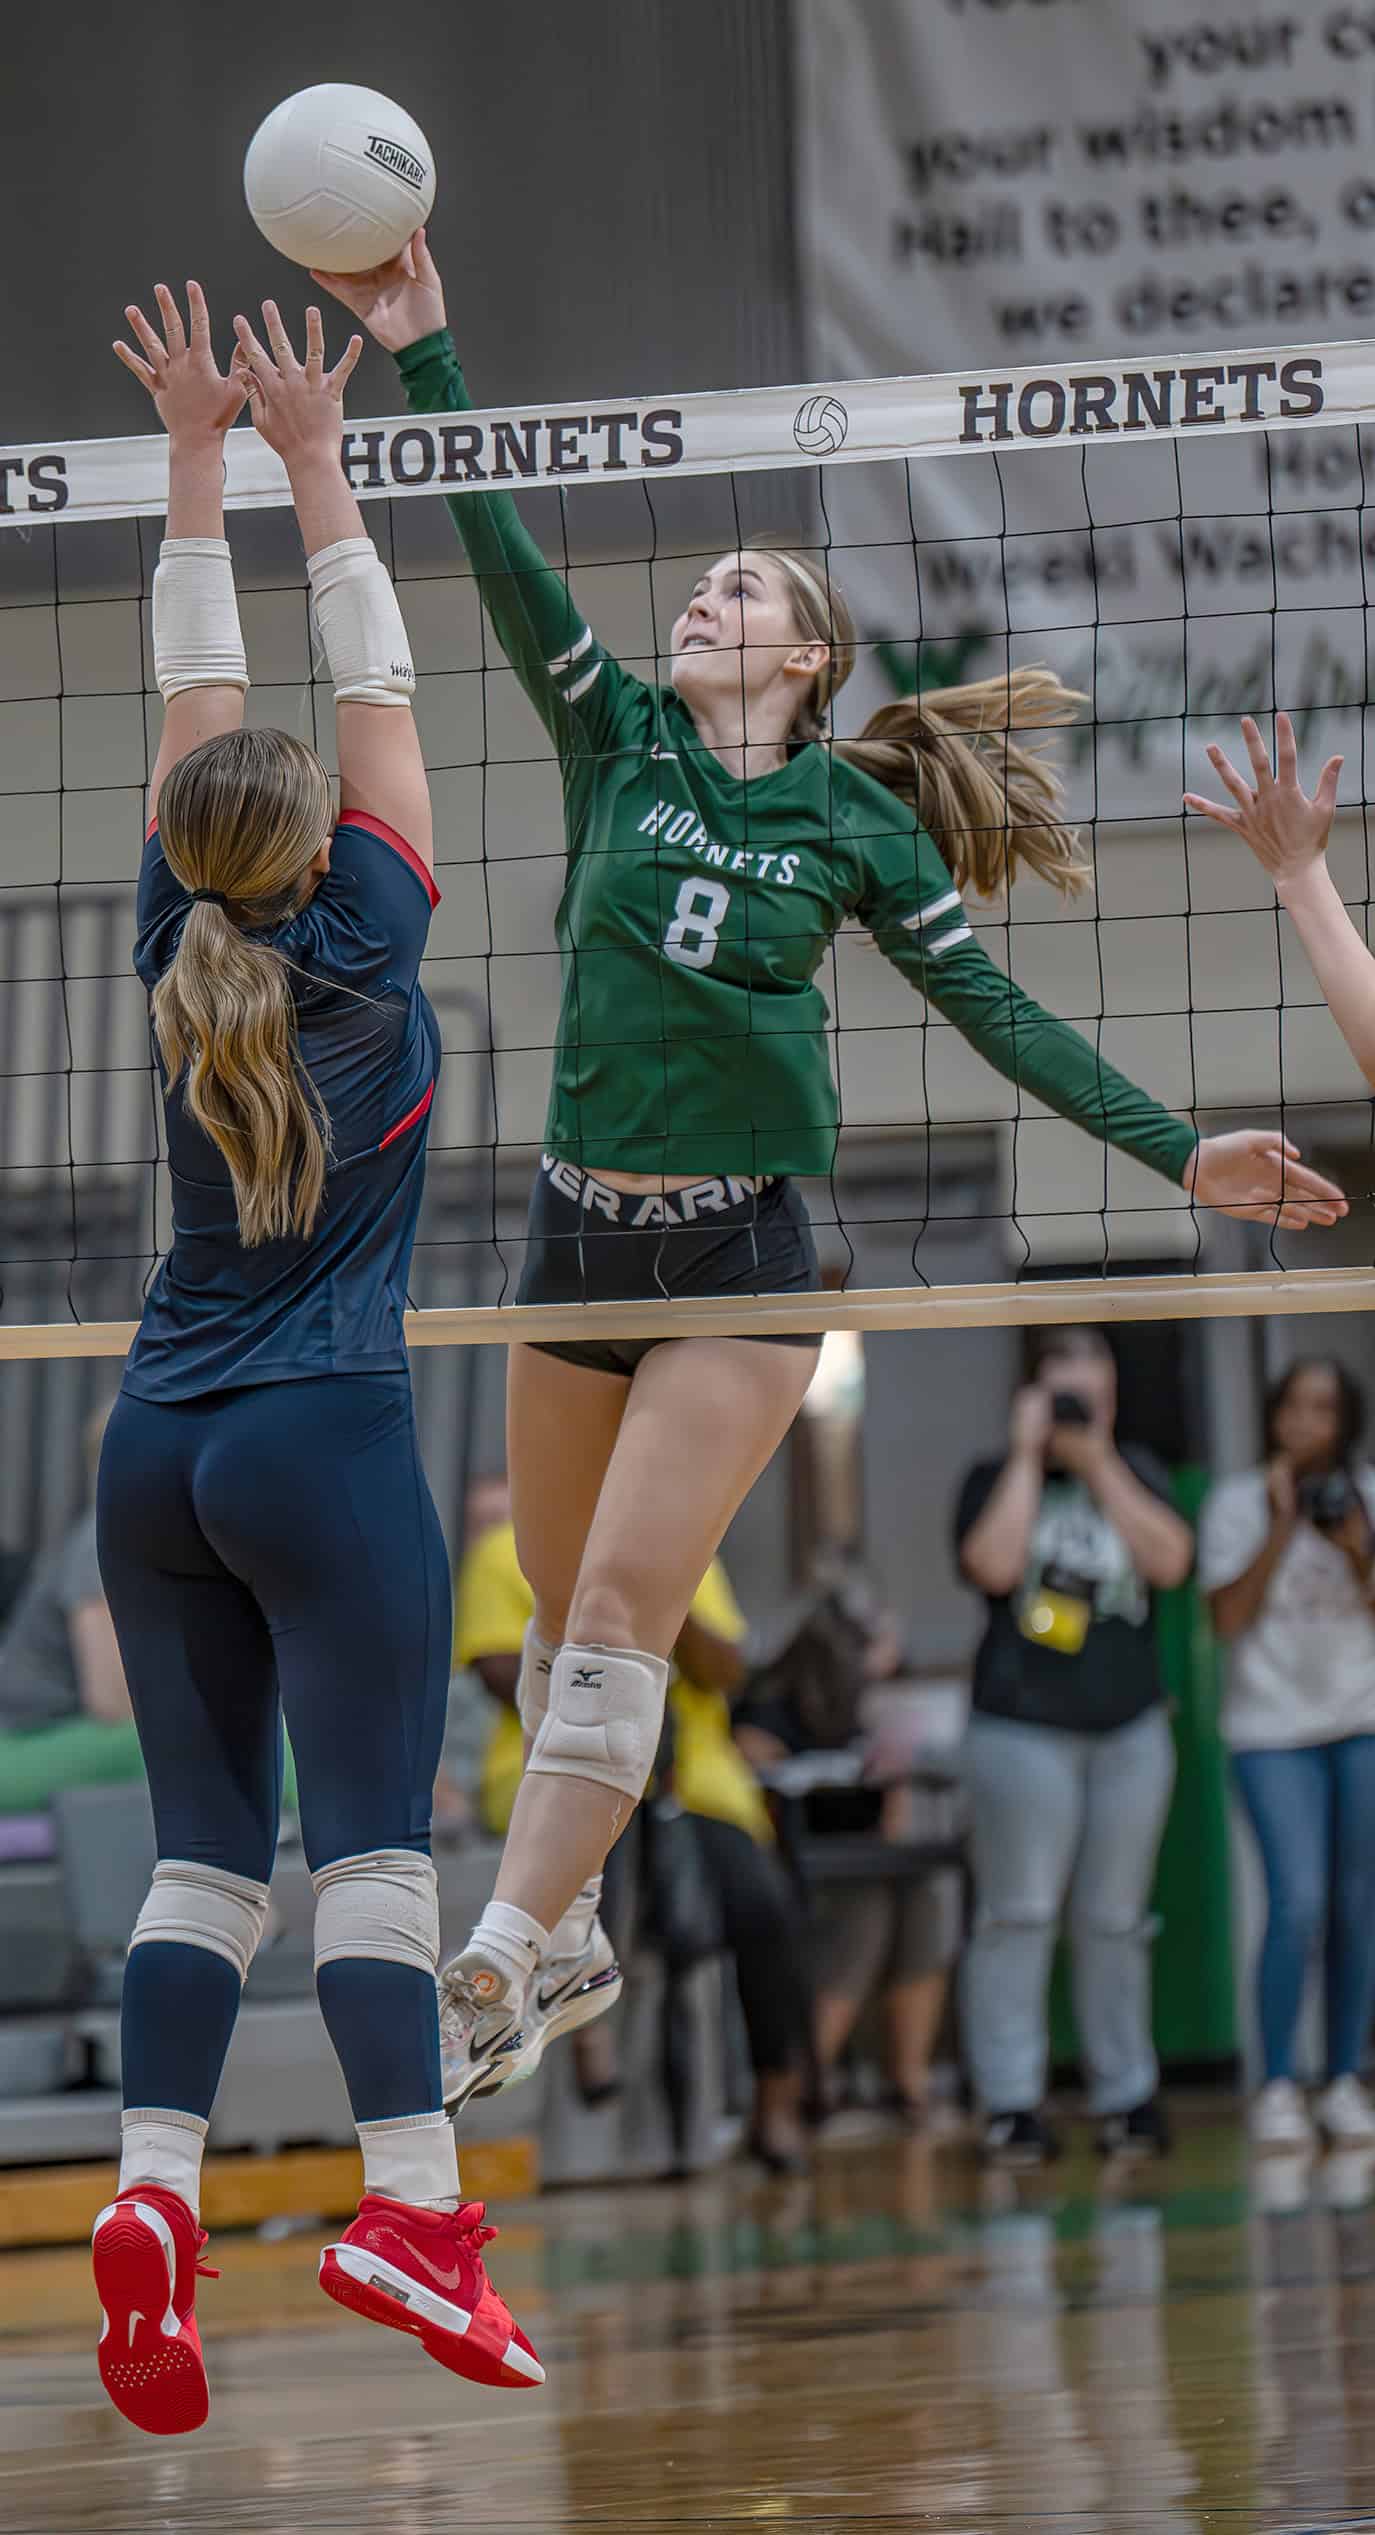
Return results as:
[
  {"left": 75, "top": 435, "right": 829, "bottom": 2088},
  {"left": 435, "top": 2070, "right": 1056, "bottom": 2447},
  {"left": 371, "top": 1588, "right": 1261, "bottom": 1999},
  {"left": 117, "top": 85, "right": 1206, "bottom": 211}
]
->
[{"left": 319, "top": 230, "right": 1343, "bottom": 2160}]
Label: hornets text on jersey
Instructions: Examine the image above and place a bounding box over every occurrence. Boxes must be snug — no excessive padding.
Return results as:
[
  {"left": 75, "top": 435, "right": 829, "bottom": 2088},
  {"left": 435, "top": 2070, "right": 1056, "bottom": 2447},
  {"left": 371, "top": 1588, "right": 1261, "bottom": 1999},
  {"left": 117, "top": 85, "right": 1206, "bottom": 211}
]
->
[{"left": 397, "top": 330, "right": 1196, "bottom": 1188}]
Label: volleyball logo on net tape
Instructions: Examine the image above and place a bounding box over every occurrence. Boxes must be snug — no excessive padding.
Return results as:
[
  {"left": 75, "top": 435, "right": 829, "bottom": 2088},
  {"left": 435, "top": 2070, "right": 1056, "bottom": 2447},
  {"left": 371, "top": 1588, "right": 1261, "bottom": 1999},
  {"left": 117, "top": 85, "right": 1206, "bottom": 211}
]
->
[{"left": 793, "top": 394, "right": 849, "bottom": 457}]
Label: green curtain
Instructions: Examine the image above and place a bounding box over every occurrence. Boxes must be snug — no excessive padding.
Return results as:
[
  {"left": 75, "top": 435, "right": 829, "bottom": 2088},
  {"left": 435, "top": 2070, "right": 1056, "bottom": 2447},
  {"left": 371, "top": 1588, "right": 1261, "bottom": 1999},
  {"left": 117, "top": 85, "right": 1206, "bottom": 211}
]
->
[{"left": 0, "top": 1717, "right": 300, "bottom": 1820}]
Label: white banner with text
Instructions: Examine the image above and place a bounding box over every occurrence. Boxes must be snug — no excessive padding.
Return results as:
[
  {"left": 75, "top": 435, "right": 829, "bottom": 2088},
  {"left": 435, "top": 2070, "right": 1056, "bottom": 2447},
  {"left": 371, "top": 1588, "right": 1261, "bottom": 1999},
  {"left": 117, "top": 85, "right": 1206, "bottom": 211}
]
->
[{"left": 794, "top": 0, "right": 1375, "bottom": 817}]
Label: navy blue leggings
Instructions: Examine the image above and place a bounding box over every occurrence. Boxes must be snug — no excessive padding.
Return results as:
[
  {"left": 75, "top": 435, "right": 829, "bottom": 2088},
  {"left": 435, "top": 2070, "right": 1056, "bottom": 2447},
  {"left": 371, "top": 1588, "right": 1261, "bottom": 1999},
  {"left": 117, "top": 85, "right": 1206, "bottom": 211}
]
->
[
  {"left": 1232, "top": 1736, "right": 1375, "bottom": 2084},
  {"left": 97, "top": 1373, "right": 451, "bottom": 2125}
]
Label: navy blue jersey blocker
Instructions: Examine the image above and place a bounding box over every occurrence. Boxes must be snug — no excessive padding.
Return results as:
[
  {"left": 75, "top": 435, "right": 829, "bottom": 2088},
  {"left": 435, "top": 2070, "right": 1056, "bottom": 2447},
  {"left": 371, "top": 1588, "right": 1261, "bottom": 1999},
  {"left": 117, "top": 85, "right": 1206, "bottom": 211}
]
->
[
  {"left": 102, "top": 810, "right": 453, "bottom": 2133},
  {"left": 126, "top": 812, "right": 442, "bottom": 1400}
]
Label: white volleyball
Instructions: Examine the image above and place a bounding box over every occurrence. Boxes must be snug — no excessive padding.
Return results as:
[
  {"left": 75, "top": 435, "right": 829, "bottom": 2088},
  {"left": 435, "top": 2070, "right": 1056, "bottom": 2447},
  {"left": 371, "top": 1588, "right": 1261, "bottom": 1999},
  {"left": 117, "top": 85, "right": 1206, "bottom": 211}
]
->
[{"left": 244, "top": 84, "right": 436, "bottom": 273}]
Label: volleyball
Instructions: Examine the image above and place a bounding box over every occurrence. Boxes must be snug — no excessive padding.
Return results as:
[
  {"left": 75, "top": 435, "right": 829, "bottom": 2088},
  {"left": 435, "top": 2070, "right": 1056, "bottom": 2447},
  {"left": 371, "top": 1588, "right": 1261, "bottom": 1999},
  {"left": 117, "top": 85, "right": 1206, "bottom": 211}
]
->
[
  {"left": 244, "top": 84, "right": 436, "bottom": 273},
  {"left": 793, "top": 394, "right": 849, "bottom": 455}
]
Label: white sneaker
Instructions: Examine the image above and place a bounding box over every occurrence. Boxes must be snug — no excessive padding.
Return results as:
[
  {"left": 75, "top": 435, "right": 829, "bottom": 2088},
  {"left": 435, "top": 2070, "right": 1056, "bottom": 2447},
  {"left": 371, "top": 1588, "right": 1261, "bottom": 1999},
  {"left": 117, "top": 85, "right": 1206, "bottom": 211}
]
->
[
  {"left": 1315, "top": 2074, "right": 1375, "bottom": 2145},
  {"left": 472, "top": 1919, "right": 623, "bottom": 2100},
  {"left": 438, "top": 1947, "right": 527, "bottom": 2116},
  {"left": 1249, "top": 2078, "right": 1315, "bottom": 2152}
]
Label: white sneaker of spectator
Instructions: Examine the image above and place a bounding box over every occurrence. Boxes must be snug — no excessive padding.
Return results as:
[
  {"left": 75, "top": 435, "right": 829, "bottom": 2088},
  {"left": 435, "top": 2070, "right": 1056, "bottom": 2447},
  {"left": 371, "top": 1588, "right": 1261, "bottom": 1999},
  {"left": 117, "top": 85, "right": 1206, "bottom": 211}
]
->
[
  {"left": 1249, "top": 2079, "right": 1315, "bottom": 2152},
  {"left": 1314, "top": 2074, "right": 1375, "bottom": 2146}
]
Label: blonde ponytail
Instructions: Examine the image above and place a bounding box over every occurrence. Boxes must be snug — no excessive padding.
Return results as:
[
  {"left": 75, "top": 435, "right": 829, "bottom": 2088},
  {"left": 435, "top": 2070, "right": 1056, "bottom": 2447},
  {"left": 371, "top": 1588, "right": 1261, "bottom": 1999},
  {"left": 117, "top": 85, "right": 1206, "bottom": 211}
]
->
[
  {"left": 152, "top": 728, "right": 333, "bottom": 1247},
  {"left": 760, "top": 545, "right": 1090, "bottom": 899},
  {"left": 838, "top": 668, "right": 1091, "bottom": 899}
]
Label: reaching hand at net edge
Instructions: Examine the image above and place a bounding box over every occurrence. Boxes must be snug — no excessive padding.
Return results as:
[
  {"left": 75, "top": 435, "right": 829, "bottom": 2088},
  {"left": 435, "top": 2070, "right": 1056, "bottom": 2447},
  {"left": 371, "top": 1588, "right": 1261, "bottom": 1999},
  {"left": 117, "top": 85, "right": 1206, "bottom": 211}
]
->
[
  {"left": 230, "top": 301, "right": 363, "bottom": 469},
  {"left": 1187, "top": 713, "right": 1375, "bottom": 1101},
  {"left": 1184, "top": 1132, "right": 1345, "bottom": 1233},
  {"left": 113, "top": 277, "right": 248, "bottom": 442},
  {"left": 1185, "top": 712, "right": 1342, "bottom": 890}
]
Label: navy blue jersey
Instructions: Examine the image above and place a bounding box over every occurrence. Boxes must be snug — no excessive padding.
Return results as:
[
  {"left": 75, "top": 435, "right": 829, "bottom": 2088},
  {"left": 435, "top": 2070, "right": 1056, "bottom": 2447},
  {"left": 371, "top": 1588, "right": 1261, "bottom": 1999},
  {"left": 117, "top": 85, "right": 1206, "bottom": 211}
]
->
[{"left": 124, "top": 812, "right": 441, "bottom": 1402}]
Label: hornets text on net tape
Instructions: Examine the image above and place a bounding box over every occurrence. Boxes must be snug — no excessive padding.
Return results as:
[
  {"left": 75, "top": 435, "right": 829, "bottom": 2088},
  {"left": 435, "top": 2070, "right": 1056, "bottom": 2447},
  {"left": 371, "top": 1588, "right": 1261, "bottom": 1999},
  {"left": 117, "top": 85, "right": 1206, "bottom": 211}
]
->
[{"left": 3, "top": 338, "right": 1375, "bottom": 525}]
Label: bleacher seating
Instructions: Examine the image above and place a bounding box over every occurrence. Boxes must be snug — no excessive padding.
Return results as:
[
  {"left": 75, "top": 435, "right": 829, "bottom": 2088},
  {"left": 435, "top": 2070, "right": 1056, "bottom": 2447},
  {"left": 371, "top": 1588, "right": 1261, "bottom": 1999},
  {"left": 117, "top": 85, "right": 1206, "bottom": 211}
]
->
[{"left": 0, "top": 1781, "right": 735, "bottom": 2182}]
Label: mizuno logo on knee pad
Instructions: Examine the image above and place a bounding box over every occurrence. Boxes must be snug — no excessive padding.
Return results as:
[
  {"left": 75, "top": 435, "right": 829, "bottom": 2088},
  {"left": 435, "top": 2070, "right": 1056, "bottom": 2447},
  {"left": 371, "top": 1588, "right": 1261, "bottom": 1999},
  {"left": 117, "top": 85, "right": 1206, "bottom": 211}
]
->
[{"left": 526, "top": 1644, "right": 670, "bottom": 1805}]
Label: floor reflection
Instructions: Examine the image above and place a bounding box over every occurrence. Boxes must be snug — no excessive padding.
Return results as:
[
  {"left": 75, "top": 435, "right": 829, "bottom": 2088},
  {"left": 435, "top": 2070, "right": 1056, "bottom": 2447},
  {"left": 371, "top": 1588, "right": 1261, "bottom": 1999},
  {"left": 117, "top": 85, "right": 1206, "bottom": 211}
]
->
[{"left": 7, "top": 2106, "right": 1375, "bottom": 2530}]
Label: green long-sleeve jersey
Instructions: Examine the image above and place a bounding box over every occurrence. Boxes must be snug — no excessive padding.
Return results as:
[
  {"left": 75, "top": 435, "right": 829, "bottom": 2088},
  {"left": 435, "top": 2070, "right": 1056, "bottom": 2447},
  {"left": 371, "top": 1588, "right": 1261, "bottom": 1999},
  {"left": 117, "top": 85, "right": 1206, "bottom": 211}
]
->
[{"left": 397, "top": 331, "right": 1197, "bottom": 1185}]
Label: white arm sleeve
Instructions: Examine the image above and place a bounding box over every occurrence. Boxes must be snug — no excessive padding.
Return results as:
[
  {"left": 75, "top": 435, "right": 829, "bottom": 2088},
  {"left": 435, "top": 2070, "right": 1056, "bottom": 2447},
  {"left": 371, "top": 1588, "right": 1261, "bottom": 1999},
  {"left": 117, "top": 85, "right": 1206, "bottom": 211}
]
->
[
  {"left": 152, "top": 537, "right": 249, "bottom": 701},
  {"left": 307, "top": 537, "right": 416, "bottom": 708}
]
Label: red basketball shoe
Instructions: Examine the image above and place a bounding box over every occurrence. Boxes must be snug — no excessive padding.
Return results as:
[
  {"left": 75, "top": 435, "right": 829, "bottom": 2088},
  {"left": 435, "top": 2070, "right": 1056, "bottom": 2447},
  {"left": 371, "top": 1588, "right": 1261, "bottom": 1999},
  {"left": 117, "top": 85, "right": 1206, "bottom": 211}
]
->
[
  {"left": 318, "top": 2196, "right": 544, "bottom": 2390},
  {"left": 91, "top": 2183, "right": 216, "bottom": 2435}
]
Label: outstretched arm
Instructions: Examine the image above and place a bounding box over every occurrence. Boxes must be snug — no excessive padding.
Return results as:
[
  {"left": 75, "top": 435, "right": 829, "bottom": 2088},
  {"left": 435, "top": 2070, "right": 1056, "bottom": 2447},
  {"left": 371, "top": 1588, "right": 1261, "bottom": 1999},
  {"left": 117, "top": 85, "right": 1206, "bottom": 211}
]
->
[
  {"left": 864, "top": 822, "right": 1345, "bottom": 1230},
  {"left": 313, "top": 230, "right": 632, "bottom": 764},
  {"left": 113, "top": 282, "right": 249, "bottom": 821},
  {"left": 1185, "top": 711, "right": 1375, "bottom": 1091},
  {"left": 233, "top": 301, "right": 432, "bottom": 870}
]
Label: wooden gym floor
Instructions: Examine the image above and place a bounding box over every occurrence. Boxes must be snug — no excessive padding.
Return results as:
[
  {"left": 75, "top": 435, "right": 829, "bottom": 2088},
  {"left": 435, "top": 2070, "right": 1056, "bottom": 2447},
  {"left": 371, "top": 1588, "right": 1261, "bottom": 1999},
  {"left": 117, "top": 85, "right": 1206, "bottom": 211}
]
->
[{"left": 4, "top": 2102, "right": 1375, "bottom": 2533}]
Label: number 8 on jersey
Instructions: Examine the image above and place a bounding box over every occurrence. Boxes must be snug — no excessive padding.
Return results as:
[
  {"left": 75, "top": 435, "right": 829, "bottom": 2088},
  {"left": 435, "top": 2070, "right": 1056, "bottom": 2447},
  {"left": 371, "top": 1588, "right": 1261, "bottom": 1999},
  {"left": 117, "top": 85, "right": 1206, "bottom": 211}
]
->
[{"left": 663, "top": 877, "right": 731, "bottom": 972}]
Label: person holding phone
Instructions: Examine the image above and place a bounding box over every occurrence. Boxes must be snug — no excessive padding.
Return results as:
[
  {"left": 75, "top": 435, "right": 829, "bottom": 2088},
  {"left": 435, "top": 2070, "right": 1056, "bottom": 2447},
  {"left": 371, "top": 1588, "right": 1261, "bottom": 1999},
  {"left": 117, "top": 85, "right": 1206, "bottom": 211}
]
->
[
  {"left": 954, "top": 1329, "right": 1193, "bottom": 2167},
  {"left": 1199, "top": 1359, "right": 1375, "bottom": 2152}
]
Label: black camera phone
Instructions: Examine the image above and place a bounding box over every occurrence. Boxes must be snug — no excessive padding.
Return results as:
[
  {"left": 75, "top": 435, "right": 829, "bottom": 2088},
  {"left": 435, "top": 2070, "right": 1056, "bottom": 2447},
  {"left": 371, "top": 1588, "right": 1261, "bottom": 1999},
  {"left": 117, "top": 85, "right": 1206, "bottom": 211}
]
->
[
  {"left": 1049, "top": 1391, "right": 1092, "bottom": 1427},
  {"left": 1296, "top": 1468, "right": 1358, "bottom": 1533}
]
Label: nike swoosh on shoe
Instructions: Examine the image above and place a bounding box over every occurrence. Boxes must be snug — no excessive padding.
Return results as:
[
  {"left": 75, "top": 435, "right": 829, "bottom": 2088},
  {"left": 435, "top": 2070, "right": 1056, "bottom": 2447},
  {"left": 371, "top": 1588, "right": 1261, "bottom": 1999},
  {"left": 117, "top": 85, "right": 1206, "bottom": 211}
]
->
[{"left": 535, "top": 1969, "right": 585, "bottom": 2014}]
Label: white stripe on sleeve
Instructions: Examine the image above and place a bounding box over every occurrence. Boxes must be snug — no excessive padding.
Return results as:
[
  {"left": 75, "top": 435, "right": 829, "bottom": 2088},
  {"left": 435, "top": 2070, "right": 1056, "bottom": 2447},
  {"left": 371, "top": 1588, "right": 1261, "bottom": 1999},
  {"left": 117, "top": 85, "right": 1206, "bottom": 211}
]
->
[
  {"left": 899, "top": 886, "right": 963, "bottom": 932},
  {"left": 926, "top": 924, "right": 973, "bottom": 957},
  {"left": 563, "top": 661, "right": 604, "bottom": 703},
  {"left": 547, "top": 623, "right": 595, "bottom": 675}
]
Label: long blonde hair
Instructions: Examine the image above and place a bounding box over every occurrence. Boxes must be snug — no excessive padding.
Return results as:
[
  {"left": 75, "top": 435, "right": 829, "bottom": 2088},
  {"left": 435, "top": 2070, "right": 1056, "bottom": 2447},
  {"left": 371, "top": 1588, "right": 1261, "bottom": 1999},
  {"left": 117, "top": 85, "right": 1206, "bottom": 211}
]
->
[
  {"left": 764, "top": 548, "right": 1090, "bottom": 899},
  {"left": 152, "top": 728, "right": 333, "bottom": 1247}
]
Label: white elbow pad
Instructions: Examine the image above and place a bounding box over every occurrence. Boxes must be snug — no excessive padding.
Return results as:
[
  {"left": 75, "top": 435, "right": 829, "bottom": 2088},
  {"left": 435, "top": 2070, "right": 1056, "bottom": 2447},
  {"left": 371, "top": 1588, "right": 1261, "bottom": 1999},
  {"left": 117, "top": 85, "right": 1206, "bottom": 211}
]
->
[
  {"left": 152, "top": 538, "right": 249, "bottom": 701},
  {"left": 307, "top": 537, "right": 416, "bottom": 707}
]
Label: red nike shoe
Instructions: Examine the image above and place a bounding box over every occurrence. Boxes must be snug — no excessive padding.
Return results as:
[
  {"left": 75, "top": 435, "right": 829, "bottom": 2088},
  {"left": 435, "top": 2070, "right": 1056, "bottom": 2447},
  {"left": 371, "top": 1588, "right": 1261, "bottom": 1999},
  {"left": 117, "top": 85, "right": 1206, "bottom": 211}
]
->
[
  {"left": 319, "top": 2195, "right": 544, "bottom": 2390},
  {"left": 91, "top": 2183, "right": 217, "bottom": 2435}
]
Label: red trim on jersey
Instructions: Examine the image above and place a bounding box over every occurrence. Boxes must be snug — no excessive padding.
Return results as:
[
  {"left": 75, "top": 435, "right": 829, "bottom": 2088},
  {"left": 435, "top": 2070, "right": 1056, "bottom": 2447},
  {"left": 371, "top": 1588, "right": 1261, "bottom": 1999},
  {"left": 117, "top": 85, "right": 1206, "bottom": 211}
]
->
[
  {"left": 146, "top": 817, "right": 159, "bottom": 842},
  {"left": 341, "top": 813, "right": 441, "bottom": 909},
  {"left": 379, "top": 1079, "right": 436, "bottom": 1153}
]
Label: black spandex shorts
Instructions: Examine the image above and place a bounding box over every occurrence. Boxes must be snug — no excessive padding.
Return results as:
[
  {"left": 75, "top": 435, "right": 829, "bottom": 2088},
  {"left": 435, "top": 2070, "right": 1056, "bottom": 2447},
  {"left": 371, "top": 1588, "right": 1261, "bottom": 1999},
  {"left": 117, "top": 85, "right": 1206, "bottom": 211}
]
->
[{"left": 516, "top": 1153, "right": 822, "bottom": 1377}]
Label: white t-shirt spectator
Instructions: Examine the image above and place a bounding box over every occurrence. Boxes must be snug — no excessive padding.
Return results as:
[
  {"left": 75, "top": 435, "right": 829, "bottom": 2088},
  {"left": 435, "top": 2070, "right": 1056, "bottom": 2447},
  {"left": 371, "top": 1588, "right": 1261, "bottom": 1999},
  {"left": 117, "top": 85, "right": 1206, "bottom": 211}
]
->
[{"left": 1198, "top": 1467, "right": 1375, "bottom": 1750}]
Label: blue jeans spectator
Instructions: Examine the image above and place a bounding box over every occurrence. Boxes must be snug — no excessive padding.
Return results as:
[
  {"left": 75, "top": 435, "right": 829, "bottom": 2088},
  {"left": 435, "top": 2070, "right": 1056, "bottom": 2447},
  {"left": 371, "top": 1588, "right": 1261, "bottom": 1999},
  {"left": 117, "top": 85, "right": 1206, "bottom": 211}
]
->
[
  {"left": 1232, "top": 1736, "right": 1375, "bottom": 2085},
  {"left": 961, "top": 1705, "right": 1176, "bottom": 2116}
]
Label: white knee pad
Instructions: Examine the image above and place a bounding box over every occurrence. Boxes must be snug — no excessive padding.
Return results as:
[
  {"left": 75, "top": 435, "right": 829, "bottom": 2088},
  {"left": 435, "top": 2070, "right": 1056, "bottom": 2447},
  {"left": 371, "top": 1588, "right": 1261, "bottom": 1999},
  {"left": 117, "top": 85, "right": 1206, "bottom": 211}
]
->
[
  {"left": 526, "top": 1642, "right": 669, "bottom": 1804},
  {"left": 128, "top": 1859, "right": 271, "bottom": 1985},
  {"left": 311, "top": 1849, "right": 439, "bottom": 1977},
  {"left": 516, "top": 1625, "right": 558, "bottom": 1740}
]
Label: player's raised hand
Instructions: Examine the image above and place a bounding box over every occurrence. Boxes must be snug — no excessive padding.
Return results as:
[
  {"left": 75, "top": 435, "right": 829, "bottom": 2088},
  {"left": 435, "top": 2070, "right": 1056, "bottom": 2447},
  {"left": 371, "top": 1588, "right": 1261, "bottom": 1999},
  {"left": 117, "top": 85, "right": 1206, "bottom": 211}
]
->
[
  {"left": 1184, "top": 712, "right": 1343, "bottom": 892},
  {"left": 310, "top": 224, "right": 446, "bottom": 354},
  {"left": 232, "top": 303, "right": 362, "bottom": 468},
  {"left": 113, "top": 282, "right": 246, "bottom": 441},
  {"left": 1186, "top": 1128, "right": 1347, "bottom": 1231}
]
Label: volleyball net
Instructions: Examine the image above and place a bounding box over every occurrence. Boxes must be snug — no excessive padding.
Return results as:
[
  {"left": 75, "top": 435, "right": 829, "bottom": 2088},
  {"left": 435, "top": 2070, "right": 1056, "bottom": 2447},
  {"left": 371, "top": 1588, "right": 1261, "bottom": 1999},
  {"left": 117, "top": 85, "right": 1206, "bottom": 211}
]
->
[{"left": 5, "top": 333, "right": 1375, "bottom": 1361}]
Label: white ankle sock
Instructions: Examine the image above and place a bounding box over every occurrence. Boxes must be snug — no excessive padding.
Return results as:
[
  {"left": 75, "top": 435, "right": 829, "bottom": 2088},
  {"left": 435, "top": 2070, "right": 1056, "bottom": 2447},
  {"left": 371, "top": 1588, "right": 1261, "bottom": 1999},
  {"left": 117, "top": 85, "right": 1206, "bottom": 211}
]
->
[
  {"left": 550, "top": 1874, "right": 603, "bottom": 1960},
  {"left": 469, "top": 1898, "right": 548, "bottom": 1993},
  {"left": 119, "top": 2108, "right": 209, "bottom": 2216},
  {"left": 357, "top": 2109, "right": 460, "bottom": 2209}
]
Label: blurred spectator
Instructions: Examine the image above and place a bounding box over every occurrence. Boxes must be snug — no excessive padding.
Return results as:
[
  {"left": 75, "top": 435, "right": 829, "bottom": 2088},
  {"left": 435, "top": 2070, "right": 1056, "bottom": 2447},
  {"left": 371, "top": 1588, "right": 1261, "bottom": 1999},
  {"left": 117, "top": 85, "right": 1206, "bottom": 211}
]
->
[
  {"left": 954, "top": 1328, "right": 1192, "bottom": 2168},
  {"left": 451, "top": 1485, "right": 811, "bottom": 2166},
  {"left": 1200, "top": 1357, "right": 1375, "bottom": 2153},
  {"left": 735, "top": 1565, "right": 961, "bottom": 2130},
  {"left": 0, "top": 1402, "right": 142, "bottom": 1816},
  {"left": 451, "top": 1475, "right": 539, "bottom": 1838}
]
